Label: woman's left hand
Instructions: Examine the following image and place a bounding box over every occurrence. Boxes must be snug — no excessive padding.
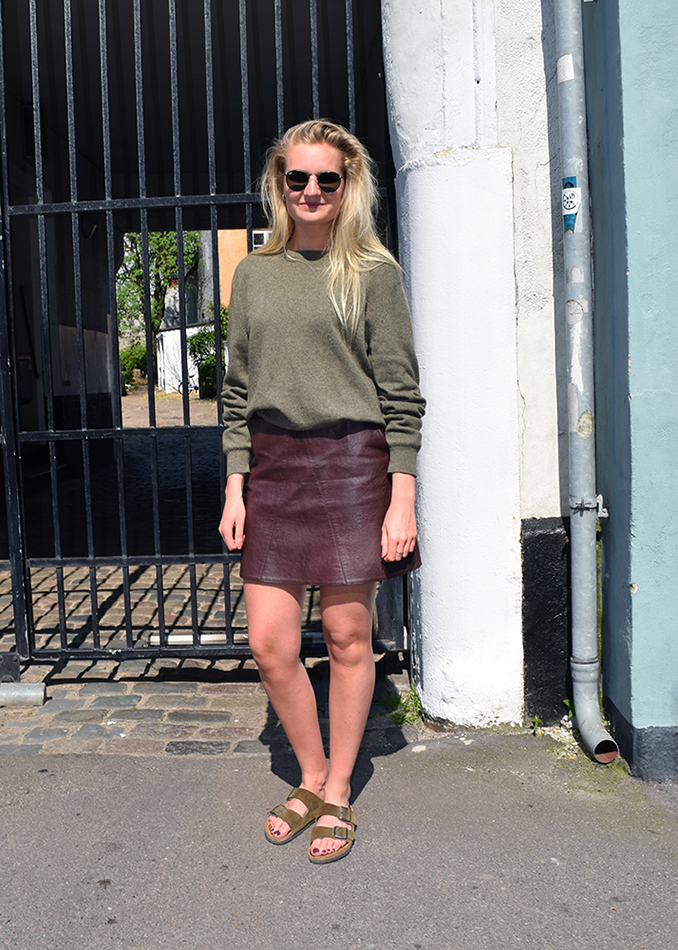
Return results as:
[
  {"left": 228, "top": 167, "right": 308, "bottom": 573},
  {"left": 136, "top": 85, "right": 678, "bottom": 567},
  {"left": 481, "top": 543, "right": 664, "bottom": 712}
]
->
[{"left": 381, "top": 473, "right": 417, "bottom": 562}]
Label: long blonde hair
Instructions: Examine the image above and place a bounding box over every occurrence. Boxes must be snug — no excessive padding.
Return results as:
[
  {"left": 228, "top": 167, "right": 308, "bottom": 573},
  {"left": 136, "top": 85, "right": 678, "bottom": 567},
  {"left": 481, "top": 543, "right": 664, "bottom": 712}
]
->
[{"left": 256, "top": 119, "right": 398, "bottom": 338}]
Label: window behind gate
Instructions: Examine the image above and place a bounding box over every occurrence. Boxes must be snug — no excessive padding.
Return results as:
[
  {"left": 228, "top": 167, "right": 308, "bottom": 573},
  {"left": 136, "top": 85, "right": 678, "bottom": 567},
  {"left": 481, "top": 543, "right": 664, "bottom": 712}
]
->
[{"left": 0, "top": 0, "right": 404, "bottom": 664}]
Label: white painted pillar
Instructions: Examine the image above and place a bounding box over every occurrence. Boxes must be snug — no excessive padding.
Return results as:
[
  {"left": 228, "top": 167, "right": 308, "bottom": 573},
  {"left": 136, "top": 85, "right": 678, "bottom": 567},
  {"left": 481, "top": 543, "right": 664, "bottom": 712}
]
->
[{"left": 382, "top": 0, "right": 523, "bottom": 725}]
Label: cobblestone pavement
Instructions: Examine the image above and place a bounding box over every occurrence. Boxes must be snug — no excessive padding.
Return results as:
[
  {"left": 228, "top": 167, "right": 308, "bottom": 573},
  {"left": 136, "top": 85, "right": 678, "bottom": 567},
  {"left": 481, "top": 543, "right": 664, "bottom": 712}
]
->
[
  {"left": 0, "top": 561, "right": 321, "bottom": 651},
  {"left": 0, "top": 651, "right": 420, "bottom": 758}
]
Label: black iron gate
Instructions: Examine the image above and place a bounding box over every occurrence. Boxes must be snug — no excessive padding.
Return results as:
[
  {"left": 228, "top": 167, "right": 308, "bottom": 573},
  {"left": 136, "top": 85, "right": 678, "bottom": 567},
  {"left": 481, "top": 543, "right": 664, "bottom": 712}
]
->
[{"left": 0, "top": 0, "right": 405, "bottom": 665}]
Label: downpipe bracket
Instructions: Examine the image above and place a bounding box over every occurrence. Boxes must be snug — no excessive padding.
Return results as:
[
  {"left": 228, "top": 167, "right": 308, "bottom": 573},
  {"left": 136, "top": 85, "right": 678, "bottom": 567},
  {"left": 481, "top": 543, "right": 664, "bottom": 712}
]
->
[{"left": 569, "top": 494, "right": 609, "bottom": 518}]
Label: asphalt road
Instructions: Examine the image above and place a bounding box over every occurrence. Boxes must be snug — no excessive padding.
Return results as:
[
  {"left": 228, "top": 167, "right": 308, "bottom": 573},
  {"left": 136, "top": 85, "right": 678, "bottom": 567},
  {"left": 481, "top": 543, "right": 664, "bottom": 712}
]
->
[{"left": 2, "top": 729, "right": 677, "bottom": 950}]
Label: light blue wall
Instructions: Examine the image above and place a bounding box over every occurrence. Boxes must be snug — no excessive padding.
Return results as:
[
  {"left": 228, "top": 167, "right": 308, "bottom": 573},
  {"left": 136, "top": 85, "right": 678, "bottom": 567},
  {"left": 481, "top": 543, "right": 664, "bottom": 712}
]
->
[{"left": 586, "top": 1, "right": 678, "bottom": 730}]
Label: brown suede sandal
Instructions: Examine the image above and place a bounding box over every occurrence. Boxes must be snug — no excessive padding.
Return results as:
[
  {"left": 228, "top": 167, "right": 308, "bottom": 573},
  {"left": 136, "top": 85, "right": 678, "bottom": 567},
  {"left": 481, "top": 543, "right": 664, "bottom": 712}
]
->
[
  {"left": 308, "top": 803, "right": 357, "bottom": 865},
  {"left": 264, "top": 787, "right": 324, "bottom": 845}
]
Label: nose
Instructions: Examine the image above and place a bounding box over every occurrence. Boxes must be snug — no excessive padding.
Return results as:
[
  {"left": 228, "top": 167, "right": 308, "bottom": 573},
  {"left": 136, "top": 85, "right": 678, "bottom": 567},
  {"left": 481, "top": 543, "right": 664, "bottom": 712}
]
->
[{"left": 304, "top": 174, "right": 321, "bottom": 195}]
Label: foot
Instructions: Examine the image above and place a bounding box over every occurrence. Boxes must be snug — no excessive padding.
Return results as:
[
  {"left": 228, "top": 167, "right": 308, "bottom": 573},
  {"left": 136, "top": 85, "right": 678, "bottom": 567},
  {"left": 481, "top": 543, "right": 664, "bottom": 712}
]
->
[
  {"left": 266, "top": 785, "right": 325, "bottom": 842},
  {"left": 309, "top": 783, "right": 353, "bottom": 858},
  {"left": 308, "top": 801, "right": 357, "bottom": 863}
]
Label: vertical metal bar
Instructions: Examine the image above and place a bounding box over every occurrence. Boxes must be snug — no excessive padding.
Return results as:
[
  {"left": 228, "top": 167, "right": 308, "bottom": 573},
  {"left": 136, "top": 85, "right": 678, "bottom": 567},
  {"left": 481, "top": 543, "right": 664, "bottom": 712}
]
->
[
  {"left": 28, "top": 0, "right": 45, "bottom": 207},
  {"left": 63, "top": 0, "right": 78, "bottom": 205},
  {"left": 204, "top": 0, "right": 232, "bottom": 645},
  {"left": 0, "top": 0, "right": 32, "bottom": 658},
  {"left": 133, "top": 0, "right": 147, "bottom": 199},
  {"left": 56, "top": 566, "right": 67, "bottom": 651},
  {"left": 168, "top": 0, "right": 182, "bottom": 200},
  {"left": 99, "top": 0, "right": 123, "bottom": 430},
  {"left": 137, "top": 2, "right": 161, "bottom": 660},
  {"left": 99, "top": 0, "right": 112, "bottom": 201},
  {"left": 175, "top": 218, "right": 190, "bottom": 424},
  {"left": 106, "top": 210, "right": 133, "bottom": 646},
  {"left": 185, "top": 430, "right": 198, "bottom": 644},
  {"left": 30, "top": 1, "right": 65, "bottom": 649},
  {"left": 28, "top": 0, "right": 55, "bottom": 428},
  {"left": 274, "top": 0, "right": 284, "bottom": 137},
  {"left": 238, "top": 0, "right": 253, "bottom": 247},
  {"left": 134, "top": 0, "right": 165, "bottom": 649},
  {"left": 168, "top": 1, "right": 190, "bottom": 430},
  {"left": 204, "top": 0, "right": 217, "bottom": 197},
  {"left": 345, "top": 0, "right": 356, "bottom": 132},
  {"left": 64, "top": 0, "right": 99, "bottom": 648},
  {"left": 309, "top": 0, "right": 319, "bottom": 119}
]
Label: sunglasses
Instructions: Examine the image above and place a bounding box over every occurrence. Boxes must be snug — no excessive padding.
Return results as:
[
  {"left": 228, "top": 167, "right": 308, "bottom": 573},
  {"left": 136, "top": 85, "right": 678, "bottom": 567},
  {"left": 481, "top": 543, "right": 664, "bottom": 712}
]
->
[{"left": 284, "top": 170, "right": 344, "bottom": 193}]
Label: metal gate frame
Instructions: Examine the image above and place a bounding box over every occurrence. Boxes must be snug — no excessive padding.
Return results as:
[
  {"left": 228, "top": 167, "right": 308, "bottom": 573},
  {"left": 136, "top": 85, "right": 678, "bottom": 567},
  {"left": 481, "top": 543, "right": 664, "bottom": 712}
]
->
[{"left": 0, "top": 0, "right": 405, "bottom": 666}]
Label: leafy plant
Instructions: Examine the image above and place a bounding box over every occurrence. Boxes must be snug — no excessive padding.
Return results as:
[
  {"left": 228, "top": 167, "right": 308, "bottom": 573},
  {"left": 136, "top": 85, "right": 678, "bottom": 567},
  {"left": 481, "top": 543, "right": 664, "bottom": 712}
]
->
[
  {"left": 562, "top": 698, "right": 574, "bottom": 721},
  {"left": 187, "top": 302, "right": 229, "bottom": 370},
  {"left": 188, "top": 302, "right": 229, "bottom": 398},
  {"left": 119, "top": 342, "right": 147, "bottom": 388},
  {"left": 382, "top": 683, "right": 422, "bottom": 726},
  {"left": 529, "top": 714, "right": 543, "bottom": 736}
]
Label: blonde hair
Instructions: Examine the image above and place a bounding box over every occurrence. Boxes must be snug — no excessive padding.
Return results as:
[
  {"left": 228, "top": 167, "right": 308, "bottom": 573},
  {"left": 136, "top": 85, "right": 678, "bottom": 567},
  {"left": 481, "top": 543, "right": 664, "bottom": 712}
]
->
[{"left": 256, "top": 119, "right": 398, "bottom": 337}]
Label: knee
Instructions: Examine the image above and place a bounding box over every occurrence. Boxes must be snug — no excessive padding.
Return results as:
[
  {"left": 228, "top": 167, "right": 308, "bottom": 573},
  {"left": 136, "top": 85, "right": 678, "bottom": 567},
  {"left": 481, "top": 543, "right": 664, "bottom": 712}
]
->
[
  {"left": 324, "top": 624, "right": 372, "bottom": 666},
  {"left": 248, "top": 629, "right": 298, "bottom": 678}
]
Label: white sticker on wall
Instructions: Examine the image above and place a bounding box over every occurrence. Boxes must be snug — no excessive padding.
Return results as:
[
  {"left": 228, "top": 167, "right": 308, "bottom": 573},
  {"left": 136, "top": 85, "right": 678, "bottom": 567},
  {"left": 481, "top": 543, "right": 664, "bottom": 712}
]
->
[
  {"left": 557, "top": 54, "right": 575, "bottom": 83},
  {"left": 568, "top": 267, "right": 585, "bottom": 284}
]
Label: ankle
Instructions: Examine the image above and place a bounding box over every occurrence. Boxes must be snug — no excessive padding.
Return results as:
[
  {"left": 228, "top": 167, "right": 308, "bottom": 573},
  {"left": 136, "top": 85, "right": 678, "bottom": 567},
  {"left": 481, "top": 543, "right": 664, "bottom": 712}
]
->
[
  {"left": 300, "top": 770, "right": 328, "bottom": 797},
  {"left": 323, "top": 780, "right": 351, "bottom": 807}
]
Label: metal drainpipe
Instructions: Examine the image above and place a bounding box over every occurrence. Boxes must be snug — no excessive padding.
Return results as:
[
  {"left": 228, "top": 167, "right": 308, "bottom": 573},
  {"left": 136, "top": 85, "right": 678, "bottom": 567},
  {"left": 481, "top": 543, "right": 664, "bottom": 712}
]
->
[{"left": 554, "top": 0, "right": 618, "bottom": 763}]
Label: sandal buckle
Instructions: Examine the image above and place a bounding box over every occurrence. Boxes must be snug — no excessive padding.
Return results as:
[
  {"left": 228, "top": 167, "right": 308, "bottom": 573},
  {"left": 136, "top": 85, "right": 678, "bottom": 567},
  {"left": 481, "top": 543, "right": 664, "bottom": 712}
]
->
[
  {"left": 334, "top": 826, "right": 349, "bottom": 840},
  {"left": 336, "top": 806, "right": 351, "bottom": 823}
]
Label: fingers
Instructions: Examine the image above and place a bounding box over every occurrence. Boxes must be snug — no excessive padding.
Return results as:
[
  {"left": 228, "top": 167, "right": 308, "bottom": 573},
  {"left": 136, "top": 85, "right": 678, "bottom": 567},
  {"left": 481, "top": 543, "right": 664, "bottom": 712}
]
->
[
  {"left": 381, "top": 526, "right": 416, "bottom": 562},
  {"left": 218, "top": 501, "right": 246, "bottom": 551}
]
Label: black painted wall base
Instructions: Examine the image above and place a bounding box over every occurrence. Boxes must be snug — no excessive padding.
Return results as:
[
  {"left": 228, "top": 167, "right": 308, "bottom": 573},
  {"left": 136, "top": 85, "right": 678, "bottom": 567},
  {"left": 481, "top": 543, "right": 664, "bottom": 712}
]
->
[
  {"left": 521, "top": 517, "right": 571, "bottom": 725},
  {"left": 607, "top": 699, "right": 678, "bottom": 781}
]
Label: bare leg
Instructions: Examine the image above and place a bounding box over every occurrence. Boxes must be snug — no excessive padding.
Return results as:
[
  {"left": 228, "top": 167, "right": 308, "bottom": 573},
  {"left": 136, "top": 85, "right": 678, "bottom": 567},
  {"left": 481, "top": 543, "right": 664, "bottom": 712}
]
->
[
  {"left": 244, "top": 580, "right": 328, "bottom": 838},
  {"left": 310, "top": 582, "right": 378, "bottom": 857}
]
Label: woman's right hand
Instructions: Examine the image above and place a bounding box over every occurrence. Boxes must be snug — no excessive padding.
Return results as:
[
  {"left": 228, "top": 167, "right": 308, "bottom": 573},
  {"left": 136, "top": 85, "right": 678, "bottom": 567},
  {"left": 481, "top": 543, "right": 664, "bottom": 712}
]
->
[{"left": 219, "top": 473, "right": 246, "bottom": 550}]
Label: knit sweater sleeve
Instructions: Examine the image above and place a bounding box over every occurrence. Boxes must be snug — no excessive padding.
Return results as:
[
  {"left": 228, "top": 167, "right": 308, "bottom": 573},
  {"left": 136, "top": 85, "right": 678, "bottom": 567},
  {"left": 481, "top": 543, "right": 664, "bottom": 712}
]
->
[
  {"left": 364, "top": 264, "right": 426, "bottom": 476},
  {"left": 221, "top": 264, "right": 252, "bottom": 476}
]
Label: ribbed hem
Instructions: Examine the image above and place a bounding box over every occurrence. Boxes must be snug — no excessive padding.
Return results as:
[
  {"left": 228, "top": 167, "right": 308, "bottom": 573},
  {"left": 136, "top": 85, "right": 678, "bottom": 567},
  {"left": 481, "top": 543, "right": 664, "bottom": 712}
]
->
[
  {"left": 226, "top": 449, "right": 251, "bottom": 477},
  {"left": 387, "top": 446, "right": 418, "bottom": 477}
]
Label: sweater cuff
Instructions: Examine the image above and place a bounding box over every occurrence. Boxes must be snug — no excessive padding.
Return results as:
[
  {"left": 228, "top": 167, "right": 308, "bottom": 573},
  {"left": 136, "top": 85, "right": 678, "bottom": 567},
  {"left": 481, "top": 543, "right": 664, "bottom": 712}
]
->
[
  {"left": 226, "top": 449, "right": 251, "bottom": 477},
  {"left": 387, "top": 446, "right": 418, "bottom": 477}
]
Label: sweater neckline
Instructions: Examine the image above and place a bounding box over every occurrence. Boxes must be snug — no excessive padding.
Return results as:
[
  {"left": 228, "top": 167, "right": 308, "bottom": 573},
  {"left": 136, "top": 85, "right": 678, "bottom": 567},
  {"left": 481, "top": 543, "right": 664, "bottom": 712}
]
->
[{"left": 284, "top": 248, "right": 327, "bottom": 263}]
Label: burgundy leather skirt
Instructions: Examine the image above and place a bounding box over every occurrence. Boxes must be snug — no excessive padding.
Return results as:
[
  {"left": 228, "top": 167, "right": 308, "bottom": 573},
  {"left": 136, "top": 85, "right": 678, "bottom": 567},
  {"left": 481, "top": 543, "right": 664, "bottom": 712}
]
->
[{"left": 239, "top": 415, "right": 421, "bottom": 586}]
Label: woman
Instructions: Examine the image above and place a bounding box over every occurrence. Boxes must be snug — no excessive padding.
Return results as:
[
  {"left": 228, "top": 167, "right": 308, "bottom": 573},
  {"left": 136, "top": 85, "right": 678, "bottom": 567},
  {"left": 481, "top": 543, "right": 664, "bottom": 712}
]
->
[{"left": 218, "top": 120, "right": 425, "bottom": 865}]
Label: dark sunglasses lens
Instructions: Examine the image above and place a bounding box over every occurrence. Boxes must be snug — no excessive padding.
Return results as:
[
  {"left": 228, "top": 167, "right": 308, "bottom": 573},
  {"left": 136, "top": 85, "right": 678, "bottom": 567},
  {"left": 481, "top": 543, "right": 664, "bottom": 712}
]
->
[
  {"left": 317, "top": 173, "right": 342, "bottom": 192},
  {"left": 285, "top": 170, "right": 308, "bottom": 190}
]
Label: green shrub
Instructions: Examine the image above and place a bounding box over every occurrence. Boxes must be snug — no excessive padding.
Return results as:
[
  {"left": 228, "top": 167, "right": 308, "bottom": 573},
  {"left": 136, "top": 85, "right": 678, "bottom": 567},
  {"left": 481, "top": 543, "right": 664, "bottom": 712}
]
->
[
  {"left": 188, "top": 303, "right": 229, "bottom": 398},
  {"left": 119, "top": 343, "right": 147, "bottom": 387}
]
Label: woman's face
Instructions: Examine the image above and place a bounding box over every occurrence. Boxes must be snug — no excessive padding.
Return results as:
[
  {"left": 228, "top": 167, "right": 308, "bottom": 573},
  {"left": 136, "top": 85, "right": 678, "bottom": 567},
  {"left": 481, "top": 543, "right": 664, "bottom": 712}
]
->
[{"left": 281, "top": 142, "right": 345, "bottom": 238}]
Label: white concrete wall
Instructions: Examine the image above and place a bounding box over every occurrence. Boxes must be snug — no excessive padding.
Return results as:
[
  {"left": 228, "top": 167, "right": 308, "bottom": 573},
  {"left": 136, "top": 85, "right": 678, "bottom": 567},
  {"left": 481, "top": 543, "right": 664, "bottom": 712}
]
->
[
  {"left": 382, "top": 0, "right": 524, "bottom": 725},
  {"left": 494, "top": 0, "right": 566, "bottom": 518},
  {"left": 156, "top": 326, "right": 200, "bottom": 394}
]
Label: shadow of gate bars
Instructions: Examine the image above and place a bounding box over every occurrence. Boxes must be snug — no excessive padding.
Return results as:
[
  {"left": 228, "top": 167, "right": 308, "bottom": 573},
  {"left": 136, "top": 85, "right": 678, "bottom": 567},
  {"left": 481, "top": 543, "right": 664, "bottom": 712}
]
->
[{"left": 0, "top": 0, "right": 406, "bottom": 668}]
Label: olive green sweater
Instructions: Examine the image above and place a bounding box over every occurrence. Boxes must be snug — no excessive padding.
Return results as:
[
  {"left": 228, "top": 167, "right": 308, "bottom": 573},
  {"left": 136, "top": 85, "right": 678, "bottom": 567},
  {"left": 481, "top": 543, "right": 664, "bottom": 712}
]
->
[{"left": 221, "top": 249, "right": 425, "bottom": 476}]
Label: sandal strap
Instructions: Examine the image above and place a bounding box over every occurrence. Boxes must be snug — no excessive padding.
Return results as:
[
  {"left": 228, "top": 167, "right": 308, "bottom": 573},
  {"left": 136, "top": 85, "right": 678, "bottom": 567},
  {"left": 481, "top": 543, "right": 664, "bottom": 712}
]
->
[
  {"left": 268, "top": 787, "right": 323, "bottom": 834},
  {"left": 315, "top": 803, "right": 356, "bottom": 827},
  {"left": 285, "top": 787, "right": 323, "bottom": 811},
  {"left": 309, "top": 823, "right": 355, "bottom": 845}
]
